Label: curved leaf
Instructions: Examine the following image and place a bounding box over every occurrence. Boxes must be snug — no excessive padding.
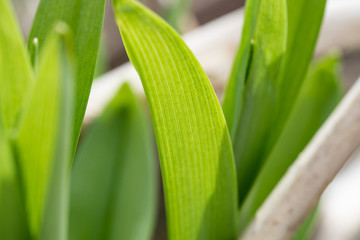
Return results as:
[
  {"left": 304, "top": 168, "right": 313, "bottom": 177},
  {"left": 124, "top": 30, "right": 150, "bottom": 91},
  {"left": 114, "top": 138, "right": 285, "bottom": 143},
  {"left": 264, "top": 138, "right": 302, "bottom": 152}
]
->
[{"left": 113, "top": 1, "right": 238, "bottom": 239}]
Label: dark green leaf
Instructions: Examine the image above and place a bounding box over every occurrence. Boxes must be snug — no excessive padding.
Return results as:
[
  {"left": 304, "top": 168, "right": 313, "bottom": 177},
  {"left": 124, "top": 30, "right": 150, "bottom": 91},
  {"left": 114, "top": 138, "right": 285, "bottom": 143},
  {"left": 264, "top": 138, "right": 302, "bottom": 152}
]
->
[
  {"left": 70, "top": 83, "right": 157, "bottom": 240},
  {"left": 238, "top": 54, "right": 343, "bottom": 231}
]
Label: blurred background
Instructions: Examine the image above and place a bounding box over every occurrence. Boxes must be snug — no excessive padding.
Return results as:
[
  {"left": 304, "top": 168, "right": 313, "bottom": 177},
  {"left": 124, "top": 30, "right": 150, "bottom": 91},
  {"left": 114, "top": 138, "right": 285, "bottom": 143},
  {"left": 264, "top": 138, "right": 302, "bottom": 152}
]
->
[{"left": 11, "top": 0, "right": 360, "bottom": 239}]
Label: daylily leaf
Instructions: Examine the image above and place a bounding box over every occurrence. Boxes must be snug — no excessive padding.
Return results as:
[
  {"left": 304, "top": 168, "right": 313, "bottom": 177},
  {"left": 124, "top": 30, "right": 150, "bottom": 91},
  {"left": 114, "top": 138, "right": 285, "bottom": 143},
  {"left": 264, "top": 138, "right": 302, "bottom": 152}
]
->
[
  {"left": 223, "top": 0, "right": 287, "bottom": 204},
  {"left": 239, "top": 54, "right": 343, "bottom": 231},
  {"left": 222, "top": 0, "right": 327, "bottom": 205},
  {"left": 15, "top": 26, "right": 74, "bottom": 239},
  {"left": 0, "top": 110, "right": 30, "bottom": 239},
  {"left": 0, "top": 0, "right": 34, "bottom": 133},
  {"left": 70, "top": 83, "right": 157, "bottom": 240},
  {"left": 113, "top": 1, "right": 238, "bottom": 239},
  {"left": 27, "top": 0, "right": 107, "bottom": 157}
]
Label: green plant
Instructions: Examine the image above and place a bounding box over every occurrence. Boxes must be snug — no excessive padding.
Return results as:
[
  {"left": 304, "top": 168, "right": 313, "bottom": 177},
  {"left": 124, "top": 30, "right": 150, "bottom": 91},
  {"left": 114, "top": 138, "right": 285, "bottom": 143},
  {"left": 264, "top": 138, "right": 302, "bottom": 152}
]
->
[{"left": 0, "top": 0, "right": 344, "bottom": 239}]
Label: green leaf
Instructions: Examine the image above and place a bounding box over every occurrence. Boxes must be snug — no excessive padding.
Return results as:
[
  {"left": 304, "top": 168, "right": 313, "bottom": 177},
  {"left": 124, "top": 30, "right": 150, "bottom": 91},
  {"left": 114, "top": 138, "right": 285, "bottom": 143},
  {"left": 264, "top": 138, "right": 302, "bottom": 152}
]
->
[
  {"left": 222, "top": 0, "right": 261, "bottom": 136},
  {"left": 113, "top": 1, "right": 238, "bottom": 239},
  {"left": 223, "top": 0, "right": 287, "bottom": 204},
  {"left": 164, "top": 0, "right": 191, "bottom": 32},
  {"left": 275, "top": 0, "right": 327, "bottom": 128},
  {"left": 27, "top": 0, "right": 107, "bottom": 157},
  {"left": 0, "top": 0, "right": 34, "bottom": 133},
  {"left": 70, "top": 83, "right": 157, "bottom": 240},
  {"left": 15, "top": 26, "right": 74, "bottom": 239},
  {"left": 222, "top": 0, "right": 327, "bottom": 205},
  {"left": 238, "top": 54, "right": 343, "bottom": 231},
  {"left": 292, "top": 207, "right": 318, "bottom": 240},
  {"left": 0, "top": 113, "right": 30, "bottom": 239}
]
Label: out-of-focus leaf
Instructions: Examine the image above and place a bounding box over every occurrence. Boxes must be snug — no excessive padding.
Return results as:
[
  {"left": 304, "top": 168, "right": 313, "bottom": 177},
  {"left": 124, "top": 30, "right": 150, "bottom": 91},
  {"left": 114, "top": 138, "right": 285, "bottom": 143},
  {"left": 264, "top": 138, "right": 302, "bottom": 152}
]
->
[
  {"left": 275, "top": 0, "right": 327, "bottom": 133},
  {"left": 70, "top": 83, "right": 157, "bottom": 240},
  {"left": 93, "top": 35, "right": 108, "bottom": 78},
  {"left": 27, "top": 0, "right": 106, "bottom": 157},
  {"left": 292, "top": 207, "right": 318, "bottom": 240},
  {"left": 15, "top": 26, "right": 74, "bottom": 239},
  {"left": 164, "top": 0, "right": 191, "bottom": 32},
  {"left": 223, "top": 0, "right": 287, "bottom": 204},
  {"left": 0, "top": 111, "right": 30, "bottom": 239},
  {"left": 238, "top": 54, "right": 343, "bottom": 231},
  {"left": 0, "top": 0, "right": 34, "bottom": 133},
  {"left": 113, "top": 1, "right": 238, "bottom": 239}
]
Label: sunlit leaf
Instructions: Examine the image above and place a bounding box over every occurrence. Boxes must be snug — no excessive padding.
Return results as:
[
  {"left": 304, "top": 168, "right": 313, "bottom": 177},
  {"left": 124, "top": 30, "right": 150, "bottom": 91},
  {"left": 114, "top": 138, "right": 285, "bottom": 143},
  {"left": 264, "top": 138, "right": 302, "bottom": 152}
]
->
[
  {"left": 0, "top": 0, "right": 34, "bottom": 133},
  {"left": 113, "top": 1, "right": 238, "bottom": 239}
]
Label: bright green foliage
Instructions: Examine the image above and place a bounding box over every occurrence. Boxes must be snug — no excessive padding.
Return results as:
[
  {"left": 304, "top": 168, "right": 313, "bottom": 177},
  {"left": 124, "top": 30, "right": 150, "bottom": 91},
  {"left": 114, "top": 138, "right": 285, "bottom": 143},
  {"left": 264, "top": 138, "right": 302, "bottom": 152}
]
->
[
  {"left": 238, "top": 54, "right": 343, "bottom": 231},
  {"left": 113, "top": 1, "right": 238, "bottom": 239},
  {"left": 222, "top": 0, "right": 327, "bottom": 204},
  {"left": 0, "top": 0, "right": 34, "bottom": 133},
  {"left": 15, "top": 28, "right": 74, "bottom": 239},
  {"left": 70, "top": 83, "right": 157, "bottom": 240},
  {"left": 27, "top": 0, "right": 107, "bottom": 157}
]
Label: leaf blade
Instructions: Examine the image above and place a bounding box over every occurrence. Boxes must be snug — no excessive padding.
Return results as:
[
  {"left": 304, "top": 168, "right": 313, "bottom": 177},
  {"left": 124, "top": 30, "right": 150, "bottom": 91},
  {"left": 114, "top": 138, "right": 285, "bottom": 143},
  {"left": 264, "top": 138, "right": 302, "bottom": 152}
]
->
[
  {"left": 0, "top": 0, "right": 34, "bottom": 132},
  {"left": 27, "top": 0, "right": 107, "bottom": 157},
  {"left": 16, "top": 27, "right": 74, "bottom": 239},
  {"left": 113, "top": 1, "right": 238, "bottom": 239},
  {"left": 238, "top": 54, "right": 343, "bottom": 231},
  {"left": 70, "top": 83, "right": 157, "bottom": 240}
]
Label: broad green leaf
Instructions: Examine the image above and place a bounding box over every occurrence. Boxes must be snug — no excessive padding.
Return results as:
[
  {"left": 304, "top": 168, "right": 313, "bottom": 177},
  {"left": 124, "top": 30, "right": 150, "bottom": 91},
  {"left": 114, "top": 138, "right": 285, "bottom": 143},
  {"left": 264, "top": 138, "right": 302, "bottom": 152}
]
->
[
  {"left": 70, "top": 83, "right": 157, "bottom": 240},
  {"left": 238, "top": 55, "right": 343, "bottom": 231},
  {"left": 27, "top": 0, "right": 107, "bottom": 157},
  {"left": 223, "top": 0, "right": 287, "bottom": 204},
  {"left": 0, "top": 0, "right": 34, "bottom": 133},
  {"left": 15, "top": 26, "right": 74, "bottom": 239},
  {"left": 113, "top": 1, "right": 238, "bottom": 239}
]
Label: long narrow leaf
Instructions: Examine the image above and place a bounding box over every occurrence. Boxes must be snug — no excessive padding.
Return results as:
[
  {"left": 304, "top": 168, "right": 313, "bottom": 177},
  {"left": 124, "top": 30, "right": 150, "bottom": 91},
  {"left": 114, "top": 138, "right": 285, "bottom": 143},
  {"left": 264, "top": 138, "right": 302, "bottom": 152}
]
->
[
  {"left": 113, "top": 1, "right": 238, "bottom": 239},
  {"left": 223, "top": 0, "right": 287, "bottom": 204},
  {"left": 70, "top": 83, "right": 157, "bottom": 240},
  {"left": 238, "top": 54, "right": 343, "bottom": 231},
  {"left": 0, "top": 112, "right": 30, "bottom": 239},
  {"left": 27, "top": 0, "right": 106, "bottom": 157},
  {"left": 222, "top": 0, "right": 327, "bottom": 205},
  {"left": 15, "top": 26, "right": 74, "bottom": 239},
  {"left": 0, "top": 0, "right": 34, "bottom": 133}
]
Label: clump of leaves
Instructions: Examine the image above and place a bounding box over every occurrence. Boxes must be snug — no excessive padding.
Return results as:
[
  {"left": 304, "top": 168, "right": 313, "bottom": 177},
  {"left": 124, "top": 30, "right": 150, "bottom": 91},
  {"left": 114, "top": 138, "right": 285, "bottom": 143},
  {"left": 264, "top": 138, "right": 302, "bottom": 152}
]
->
[{"left": 0, "top": 0, "right": 344, "bottom": 239}]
